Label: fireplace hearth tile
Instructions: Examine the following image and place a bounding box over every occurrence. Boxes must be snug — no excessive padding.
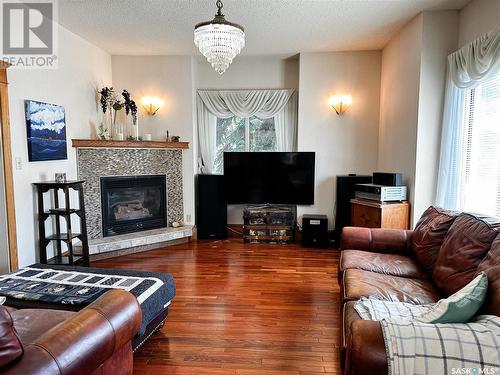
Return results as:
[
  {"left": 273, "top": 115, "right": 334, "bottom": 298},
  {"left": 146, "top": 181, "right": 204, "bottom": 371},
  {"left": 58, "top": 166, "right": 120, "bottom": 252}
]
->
[{"left": 87, "top": 226, "right": 193, "bottom": 255}]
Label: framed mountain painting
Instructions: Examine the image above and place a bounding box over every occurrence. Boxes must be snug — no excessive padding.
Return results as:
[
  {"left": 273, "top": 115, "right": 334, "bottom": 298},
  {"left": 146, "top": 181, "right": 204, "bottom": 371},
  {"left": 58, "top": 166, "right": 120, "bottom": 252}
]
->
[{"left": 25, "top": 100, "right": 68, "bottom": 161}]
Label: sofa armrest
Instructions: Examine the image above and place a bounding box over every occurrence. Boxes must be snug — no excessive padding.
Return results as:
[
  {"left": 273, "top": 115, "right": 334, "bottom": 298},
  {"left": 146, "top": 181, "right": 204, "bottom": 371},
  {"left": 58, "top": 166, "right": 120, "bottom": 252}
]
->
[
  {"left": 344, "top": 320, "right": 388, "bottom": 375},
  {"left": 341, "top": 226, "right": 413, "bottom": 255},
  {"left": 3, "top": 289, "right": 141, "bottom": 375}
]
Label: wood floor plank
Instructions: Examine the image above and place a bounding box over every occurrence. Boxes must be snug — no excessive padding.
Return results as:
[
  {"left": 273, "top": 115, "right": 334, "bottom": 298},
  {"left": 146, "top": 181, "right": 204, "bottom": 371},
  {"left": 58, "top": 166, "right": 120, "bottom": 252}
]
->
[{"left": 92, "top": 239, "right": 341, "bottom": 374}]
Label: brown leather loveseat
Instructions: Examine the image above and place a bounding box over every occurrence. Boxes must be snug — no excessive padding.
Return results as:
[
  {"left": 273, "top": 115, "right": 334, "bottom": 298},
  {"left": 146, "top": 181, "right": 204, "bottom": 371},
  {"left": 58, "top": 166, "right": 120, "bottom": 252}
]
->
[
  {"left": 0, "top": 289, "right": 142, "bottom": 375},
  {"left": 339, "top": 206, "right": 500, "bottom": 375}
]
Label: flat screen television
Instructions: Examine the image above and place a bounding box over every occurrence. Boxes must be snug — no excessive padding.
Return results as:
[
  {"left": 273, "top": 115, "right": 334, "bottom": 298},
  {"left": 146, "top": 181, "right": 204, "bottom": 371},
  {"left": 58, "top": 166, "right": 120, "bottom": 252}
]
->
[{"left": 223, "top": 152, "right": 315, "bottom": 204}]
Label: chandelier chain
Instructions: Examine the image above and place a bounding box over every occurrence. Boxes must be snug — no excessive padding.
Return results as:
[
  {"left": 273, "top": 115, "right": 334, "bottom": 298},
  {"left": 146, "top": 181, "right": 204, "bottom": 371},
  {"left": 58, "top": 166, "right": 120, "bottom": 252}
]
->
[{"left": 216, "top": 0, "right": 223, "bottom": 16}]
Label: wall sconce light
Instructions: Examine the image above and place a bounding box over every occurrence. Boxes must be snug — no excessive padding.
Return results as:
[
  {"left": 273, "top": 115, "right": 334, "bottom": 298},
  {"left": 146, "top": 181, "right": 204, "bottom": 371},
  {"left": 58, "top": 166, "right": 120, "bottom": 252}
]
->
[
  {"left": 328, "top": 95, "right": 352, "bottom": 116},
  {"left": 141, "top": 96, "right": 164, "bottom": 116}
]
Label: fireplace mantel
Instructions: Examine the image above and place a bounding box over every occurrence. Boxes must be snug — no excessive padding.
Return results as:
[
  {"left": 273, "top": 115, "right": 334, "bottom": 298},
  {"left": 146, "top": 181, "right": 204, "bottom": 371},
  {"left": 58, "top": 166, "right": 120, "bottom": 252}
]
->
[{"left": 72, "top": 139, "right": 189, "bottom": 149}]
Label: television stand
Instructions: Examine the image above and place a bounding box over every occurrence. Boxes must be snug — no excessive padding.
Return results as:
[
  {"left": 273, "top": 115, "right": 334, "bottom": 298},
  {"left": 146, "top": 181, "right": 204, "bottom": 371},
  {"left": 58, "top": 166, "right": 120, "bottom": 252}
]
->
[{"left": 243, "top": 205, "right": 295, "bottom": 244}]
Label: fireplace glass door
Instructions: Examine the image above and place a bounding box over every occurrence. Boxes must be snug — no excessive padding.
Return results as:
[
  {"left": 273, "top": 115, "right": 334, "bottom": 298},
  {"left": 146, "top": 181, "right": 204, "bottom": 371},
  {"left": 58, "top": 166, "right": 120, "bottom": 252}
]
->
[{"left": 101, "top": 175, "right": 166, "bottom": 237}]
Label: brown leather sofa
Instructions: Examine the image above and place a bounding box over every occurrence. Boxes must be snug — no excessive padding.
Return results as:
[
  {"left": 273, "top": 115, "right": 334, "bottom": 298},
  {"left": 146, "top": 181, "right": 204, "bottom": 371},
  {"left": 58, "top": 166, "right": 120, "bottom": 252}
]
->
[
  {"left": 0, "top": 289, "right": 142, "bottom": 375},
  {"left": 339, "top": 206, "right": 500, "bottom": 375}
]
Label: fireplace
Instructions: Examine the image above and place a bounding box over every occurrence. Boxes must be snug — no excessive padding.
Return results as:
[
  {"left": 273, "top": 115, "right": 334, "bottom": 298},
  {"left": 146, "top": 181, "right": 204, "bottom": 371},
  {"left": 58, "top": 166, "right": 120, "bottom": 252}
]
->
[{"left": 101, "top": 175, "right": 167, "bottom": 237}]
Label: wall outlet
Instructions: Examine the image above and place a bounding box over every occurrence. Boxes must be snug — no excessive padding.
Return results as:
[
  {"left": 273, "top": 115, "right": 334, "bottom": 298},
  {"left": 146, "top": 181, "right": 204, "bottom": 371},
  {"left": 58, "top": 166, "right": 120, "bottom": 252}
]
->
[
  {"left": 186, "top": 214, "right": 192, "bottom": 223},
  {"left": 15, "top": 157, "right": 22, "bottom": 170}
]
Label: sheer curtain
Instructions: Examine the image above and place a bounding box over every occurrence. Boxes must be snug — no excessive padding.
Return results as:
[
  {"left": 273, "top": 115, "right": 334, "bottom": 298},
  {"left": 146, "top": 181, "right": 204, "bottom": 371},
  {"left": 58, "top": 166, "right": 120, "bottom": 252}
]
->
[
  {"left": 275, "top": 91, "right": 298, "bottom": 152},
  {"left": 197, "top": 89, "right": 298, "bottom": 173},
  {"left": 196, "top": 95, "right": 217, "bottom": 174},
  {"left": 436, "top": 29, "right": 500, "bottom": 209}
]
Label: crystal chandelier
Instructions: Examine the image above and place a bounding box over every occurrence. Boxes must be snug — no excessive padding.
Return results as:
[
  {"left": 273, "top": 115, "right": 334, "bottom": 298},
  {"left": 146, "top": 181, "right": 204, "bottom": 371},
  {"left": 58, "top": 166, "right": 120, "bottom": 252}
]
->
[{"left": 194, "top": 0, "right": 245, "bottom": 75}]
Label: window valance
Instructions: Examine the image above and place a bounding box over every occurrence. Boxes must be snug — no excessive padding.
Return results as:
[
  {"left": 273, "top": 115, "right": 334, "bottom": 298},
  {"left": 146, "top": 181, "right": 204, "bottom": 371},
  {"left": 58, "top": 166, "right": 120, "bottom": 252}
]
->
[
  {"left": 449, "top": 29, "right": 500, "bottom": 89},
  {"left": 197, "top": 89, "right": 295, "bottom": 119}
]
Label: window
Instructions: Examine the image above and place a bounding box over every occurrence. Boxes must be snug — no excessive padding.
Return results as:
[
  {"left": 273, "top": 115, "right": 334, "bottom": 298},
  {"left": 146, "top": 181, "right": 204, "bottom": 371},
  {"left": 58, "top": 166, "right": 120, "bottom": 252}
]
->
[
  {"left": 214, "top": 115, "right": 277, "bottom": 174},
  {"left": 457, "top": 70, "right": 500, "bottom": 217}
]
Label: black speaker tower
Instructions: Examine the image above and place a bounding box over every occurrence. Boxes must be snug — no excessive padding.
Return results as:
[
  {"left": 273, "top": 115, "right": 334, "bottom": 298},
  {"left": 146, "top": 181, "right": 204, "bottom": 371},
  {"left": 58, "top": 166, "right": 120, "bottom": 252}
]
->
[
  {"left": 335, "top": 174, "right": 372, "bottom": 241},
  {"left": 196, "top": 174, "right": 227, "bottom": 239}
]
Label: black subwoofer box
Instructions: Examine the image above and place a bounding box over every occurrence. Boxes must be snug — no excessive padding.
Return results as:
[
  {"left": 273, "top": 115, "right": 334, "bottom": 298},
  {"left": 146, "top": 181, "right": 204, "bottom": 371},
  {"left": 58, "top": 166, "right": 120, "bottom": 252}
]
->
[
  {"left": 302, "top": 214, "right": 328, "bottom": 248},
  {"left": 196, "top": 174, "right": 227, "bottom": 239}
]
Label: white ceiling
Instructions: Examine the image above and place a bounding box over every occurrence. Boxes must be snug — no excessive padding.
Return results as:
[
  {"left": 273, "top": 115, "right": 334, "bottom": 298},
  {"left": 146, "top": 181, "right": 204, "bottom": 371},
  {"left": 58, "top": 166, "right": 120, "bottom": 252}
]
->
[{"left": 58, "top": 0, "right": 470, "bottom": 56}]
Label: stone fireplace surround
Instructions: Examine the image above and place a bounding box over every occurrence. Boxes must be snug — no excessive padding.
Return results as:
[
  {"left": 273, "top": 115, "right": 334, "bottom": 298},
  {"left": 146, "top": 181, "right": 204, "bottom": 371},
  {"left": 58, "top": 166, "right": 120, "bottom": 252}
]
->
[{"left": 76, "top": 146, "right": 191, "bottom": 255}]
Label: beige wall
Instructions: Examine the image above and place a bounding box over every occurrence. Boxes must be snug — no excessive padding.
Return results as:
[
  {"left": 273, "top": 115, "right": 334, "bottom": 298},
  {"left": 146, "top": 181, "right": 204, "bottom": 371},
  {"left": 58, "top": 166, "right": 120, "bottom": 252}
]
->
[
  {"left": 378, "top": 11, "right": 459, "bottom": 225},
  {"left": 298, "top": 51, "right": 381, "bottom": 229},
  {"left": 378, "top": 14, "right": 423, "bottom": 221},
  {"left": 112, "top": 56, "right": 196, "bottom": 227},
  {"left": 205, "top": 52, "right": 379, "bottom": 228},
  {"left": 196, "top": 55, "right": 299, "bottom": 90},
  {"left": 8, "top": 26, "right": 112, "bottom": 267},
  {"left": 459, "top": 0, "right": 500, "bottom": 48},
  {"left": 414, "top": 12, "right": 458, "bottom": 222}
]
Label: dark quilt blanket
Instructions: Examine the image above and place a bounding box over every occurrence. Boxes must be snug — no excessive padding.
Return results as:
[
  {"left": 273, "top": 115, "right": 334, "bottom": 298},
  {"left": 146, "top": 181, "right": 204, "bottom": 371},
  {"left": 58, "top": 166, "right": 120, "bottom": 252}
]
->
[{"left": 0, "top": 264, "right": 176, "bottom": 337}]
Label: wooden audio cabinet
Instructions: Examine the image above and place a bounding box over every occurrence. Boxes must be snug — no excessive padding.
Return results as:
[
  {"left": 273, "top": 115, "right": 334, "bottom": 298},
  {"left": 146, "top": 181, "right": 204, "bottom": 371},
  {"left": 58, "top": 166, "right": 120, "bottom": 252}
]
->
[{"left": 350, "top": 198, "right": 410, "bottom": 230}]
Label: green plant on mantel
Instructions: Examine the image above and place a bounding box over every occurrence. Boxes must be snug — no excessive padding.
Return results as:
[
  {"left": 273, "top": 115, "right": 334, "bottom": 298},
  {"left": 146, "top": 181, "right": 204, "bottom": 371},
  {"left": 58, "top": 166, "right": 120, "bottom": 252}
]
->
[{"left": 127, "top": 136, "right": 142, "bottom": 141}]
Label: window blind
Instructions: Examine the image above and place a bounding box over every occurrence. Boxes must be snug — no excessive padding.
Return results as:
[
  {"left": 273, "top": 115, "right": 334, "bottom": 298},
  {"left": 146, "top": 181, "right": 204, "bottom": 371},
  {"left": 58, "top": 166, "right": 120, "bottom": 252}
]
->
[{"left": 458, "top": 70, "right": 500, "bottom": 217}]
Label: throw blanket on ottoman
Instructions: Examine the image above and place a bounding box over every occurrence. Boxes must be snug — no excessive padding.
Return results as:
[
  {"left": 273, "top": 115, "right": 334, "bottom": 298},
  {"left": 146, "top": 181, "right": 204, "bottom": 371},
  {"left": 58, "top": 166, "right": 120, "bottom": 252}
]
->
[
  {"left": 381, "top": 315, "right": 500, "bottom": 375},
  {"left": 0, "top": 264, "right": 176, "bottom": 349}
]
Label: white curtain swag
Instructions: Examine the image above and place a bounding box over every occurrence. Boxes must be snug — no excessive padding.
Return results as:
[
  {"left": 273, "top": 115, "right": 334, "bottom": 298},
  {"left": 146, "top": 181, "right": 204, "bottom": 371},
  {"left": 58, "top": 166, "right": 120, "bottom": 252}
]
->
[
  {"left": 449, "top": 29, "right": 500, "bottom": 88},
  {"left": 198, "top": 90, "right": 294, "bottom": 119}
]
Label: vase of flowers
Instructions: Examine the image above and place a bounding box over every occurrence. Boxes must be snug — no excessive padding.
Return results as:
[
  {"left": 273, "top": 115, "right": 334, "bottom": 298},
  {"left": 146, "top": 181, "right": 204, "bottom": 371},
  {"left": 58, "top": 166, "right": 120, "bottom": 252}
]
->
[
  {"left": 99, "top": 87, "right": 138, "bottom": 140},
  {"left": 99, "top": 87, "right": 117, "bottom": 139},
  {"left": 122, "top": 90, "right": 139, "bottom": 140}
]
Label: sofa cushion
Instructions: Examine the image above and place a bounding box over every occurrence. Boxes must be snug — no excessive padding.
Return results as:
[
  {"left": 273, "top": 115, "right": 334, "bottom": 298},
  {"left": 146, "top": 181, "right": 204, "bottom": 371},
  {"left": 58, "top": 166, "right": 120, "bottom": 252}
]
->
[
  {"left": 433, "top": 213, "right": 500, "bottom": 295},
  {"left": 476, "top": 234, "right": 500, "bottom": 316},
  {"left": 0, "top": 307, "right": 23, "bottom": 367},
  {"left": 340, "top": 250, "right": 427, "bottom": 279},
  {"left": 341, "top": 227, "right": 412, "bottom": 254},
  {"left": 343, "top": 269, "right": 441, "bottom": 305},
  {"left": 411, "top": 206, "right": 458, "bottom": 273}
]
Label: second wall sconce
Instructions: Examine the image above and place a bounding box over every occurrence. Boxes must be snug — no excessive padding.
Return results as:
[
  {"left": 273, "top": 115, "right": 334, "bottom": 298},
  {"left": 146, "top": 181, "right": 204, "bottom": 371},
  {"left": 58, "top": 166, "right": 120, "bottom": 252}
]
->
[
  {"left": 141, "top": 96, "right": 164, "bottom": 115},
  {"left": 328, "top": 95, "right": 352, "bottom": 116}
]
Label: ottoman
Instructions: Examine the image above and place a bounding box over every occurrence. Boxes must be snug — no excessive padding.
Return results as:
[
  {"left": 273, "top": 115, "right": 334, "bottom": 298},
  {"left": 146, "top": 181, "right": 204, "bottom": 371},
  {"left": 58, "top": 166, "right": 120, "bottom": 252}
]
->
[{"left": 0, "top": 263, "right": 176, "bottom": 351}]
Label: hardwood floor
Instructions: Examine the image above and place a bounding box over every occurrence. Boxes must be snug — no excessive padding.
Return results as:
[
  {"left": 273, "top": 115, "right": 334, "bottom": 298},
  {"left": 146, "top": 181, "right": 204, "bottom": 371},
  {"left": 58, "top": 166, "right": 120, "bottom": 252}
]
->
[{"left": 93, "top": 239, "right": 342, "bottom": 375}]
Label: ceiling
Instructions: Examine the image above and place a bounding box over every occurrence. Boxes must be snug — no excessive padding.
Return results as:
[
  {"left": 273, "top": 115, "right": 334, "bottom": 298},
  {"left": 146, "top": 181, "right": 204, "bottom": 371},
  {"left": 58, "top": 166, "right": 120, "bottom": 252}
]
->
[{"left": 58, "top": 0, "right": 470, "bottom": 56}]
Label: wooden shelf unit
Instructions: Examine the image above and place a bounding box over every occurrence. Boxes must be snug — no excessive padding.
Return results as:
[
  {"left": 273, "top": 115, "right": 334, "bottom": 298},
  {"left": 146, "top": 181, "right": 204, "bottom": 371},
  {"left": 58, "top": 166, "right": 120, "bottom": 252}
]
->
[
  {"left": 34, "top": 180, "right": 90, "bottom": 266},
  {"left": 72, "top": 139, "right": 189, "bottom": 149}
]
